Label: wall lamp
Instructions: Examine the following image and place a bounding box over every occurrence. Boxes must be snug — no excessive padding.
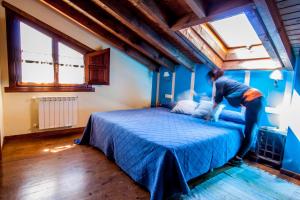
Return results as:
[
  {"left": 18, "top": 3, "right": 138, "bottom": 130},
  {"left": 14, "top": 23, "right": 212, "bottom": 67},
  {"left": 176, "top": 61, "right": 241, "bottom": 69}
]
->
[
  {"left": 269, "top": 70, "right": 283, "bottom": 88},
  {"left": 163, "top": 71, "right": 171, "bottom": 81}
]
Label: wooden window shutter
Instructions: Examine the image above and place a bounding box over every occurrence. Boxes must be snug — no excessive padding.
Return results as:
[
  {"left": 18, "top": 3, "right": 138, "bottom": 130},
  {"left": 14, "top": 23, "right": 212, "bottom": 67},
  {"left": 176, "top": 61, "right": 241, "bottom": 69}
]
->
[{"left": 85, "top": 48, "right": 110, "bottom": 85}]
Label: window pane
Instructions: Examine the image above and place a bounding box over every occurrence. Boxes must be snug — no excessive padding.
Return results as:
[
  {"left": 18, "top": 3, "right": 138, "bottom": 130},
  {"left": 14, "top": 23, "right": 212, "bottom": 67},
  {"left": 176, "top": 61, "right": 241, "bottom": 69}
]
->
[
  {"left": 20, "top": 22, "right": 54, "bottom": 83},
  {"left": 209, "top": 13, "right": 262, "bottom": 48},
  {"left": 58, "top": 42, "right": 84, "bottom": 84}
]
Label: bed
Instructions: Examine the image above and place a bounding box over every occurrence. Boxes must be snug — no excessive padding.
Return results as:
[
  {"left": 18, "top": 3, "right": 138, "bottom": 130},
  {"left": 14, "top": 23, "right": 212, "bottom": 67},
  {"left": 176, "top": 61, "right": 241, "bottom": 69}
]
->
[{"left": 79, "top": 107, "right": 244, "bottom": 200}]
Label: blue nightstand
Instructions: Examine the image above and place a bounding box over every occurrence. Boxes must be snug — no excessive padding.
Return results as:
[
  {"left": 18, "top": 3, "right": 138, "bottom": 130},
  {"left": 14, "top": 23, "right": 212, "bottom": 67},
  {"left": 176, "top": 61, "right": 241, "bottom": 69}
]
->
[{"left": 255, "top": 126, "right": 287, "bottom": 168}]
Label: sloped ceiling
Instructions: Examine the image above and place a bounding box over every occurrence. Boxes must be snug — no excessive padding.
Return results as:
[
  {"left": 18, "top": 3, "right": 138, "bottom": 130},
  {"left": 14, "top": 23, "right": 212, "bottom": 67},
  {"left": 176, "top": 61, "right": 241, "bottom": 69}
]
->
[
  {"left": 276, "top": 0, "right": 300, "bottom": 57},
  {"left": 39, "top": 0, "right": 294, "bottom": 71}
]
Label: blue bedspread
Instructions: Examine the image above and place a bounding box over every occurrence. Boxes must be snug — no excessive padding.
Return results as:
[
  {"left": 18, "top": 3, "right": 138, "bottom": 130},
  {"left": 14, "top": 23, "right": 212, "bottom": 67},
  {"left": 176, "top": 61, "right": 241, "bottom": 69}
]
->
[{"left": 79, "top": 108, "right": 244, "bottom": 200}]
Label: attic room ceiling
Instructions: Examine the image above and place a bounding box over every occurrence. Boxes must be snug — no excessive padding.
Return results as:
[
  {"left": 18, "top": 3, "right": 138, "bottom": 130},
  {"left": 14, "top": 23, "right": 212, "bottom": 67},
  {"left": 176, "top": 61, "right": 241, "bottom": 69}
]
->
[
  {"left": 276, "top": 0, "right": 300, "bottom": 57},
  {"left": 39, "top": 0, "right": 295, "bottom": 71}
]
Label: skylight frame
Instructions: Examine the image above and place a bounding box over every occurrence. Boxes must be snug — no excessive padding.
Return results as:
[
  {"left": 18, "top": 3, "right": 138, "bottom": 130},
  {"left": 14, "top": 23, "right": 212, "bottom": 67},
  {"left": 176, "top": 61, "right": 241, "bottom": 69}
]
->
[
  {"left": 178, "top": 7, "right": 282, "bottom": 70},
  {"left": 208, "top": 13, "right": 263, "bottom": 49}
]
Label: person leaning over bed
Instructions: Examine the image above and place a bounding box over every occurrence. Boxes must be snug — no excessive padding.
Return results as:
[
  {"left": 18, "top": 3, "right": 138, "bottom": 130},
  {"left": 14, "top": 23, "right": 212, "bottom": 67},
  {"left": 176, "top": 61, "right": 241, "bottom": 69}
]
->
[{"left": 207, "top": 69, "right": 264, "bottom": 166}]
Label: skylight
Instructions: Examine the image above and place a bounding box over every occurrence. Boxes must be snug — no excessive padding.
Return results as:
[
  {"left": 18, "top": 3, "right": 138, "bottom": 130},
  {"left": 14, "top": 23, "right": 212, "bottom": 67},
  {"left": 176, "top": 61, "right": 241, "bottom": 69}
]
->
[{"left": 209, "top": 13, "right": 262, "bottom": 48}]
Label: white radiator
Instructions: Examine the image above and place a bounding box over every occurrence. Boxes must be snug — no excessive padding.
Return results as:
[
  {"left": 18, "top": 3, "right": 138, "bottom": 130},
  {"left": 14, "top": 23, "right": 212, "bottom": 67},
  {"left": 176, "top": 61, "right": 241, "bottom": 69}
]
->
[{"left": 37, "top": 96, "right": 78, "bottom": 130}]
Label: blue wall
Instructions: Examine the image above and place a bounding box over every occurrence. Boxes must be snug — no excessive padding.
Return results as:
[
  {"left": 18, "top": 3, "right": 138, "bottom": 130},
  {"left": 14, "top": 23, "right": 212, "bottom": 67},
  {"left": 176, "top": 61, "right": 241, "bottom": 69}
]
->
[
  {"left": 153, "top": 64, "right": 293, "bottom": 127},
  {"left": 158, "top": 66, "right": 173, "bottom": 105},
  {"left": 249, "top": 70, "right": 293, "bottom": 127},
  {"left": 174, "top": 65, "right": 191, "bottom": 101},
  {"left": 249, "top": 71, "right": 292, "bottom": 107},
  {"left": 151, "top": 71, "right": 158, "bottom": 107},
  {"left": 193, "top": 64, "right": 213, "bottom": 102},
  {"left": 282, "top": 56, "right": 300, "bottom": 174}
]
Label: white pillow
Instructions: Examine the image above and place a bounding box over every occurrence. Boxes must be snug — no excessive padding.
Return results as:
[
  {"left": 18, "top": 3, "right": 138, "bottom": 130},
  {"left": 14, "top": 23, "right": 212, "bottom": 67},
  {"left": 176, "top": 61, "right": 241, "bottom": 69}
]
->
[
  {"left": 192, "top": 100, "right": 212, "bottom": 117},
  {"left": 171, "top": 100, "right": 198, "bottom": 115},
  {"left": 192, "top": 100, "right": 225, "bottom": 121}
]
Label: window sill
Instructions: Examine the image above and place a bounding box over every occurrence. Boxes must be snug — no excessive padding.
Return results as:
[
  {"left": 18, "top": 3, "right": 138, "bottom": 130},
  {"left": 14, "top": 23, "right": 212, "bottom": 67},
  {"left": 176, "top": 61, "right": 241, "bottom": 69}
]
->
[{"left": 4, "top": 86, "right": 95, "bottom": 93}]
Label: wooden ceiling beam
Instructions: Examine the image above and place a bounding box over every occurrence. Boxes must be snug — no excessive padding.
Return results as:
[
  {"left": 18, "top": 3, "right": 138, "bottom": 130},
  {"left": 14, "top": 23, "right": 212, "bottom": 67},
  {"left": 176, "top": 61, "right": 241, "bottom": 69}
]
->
[
  {"left": 180, "top": 27, "right": 223, "bottom": 68},
  {"left": 128, "top": 0, "right": 169, "bottom": 26},
  {"left": 245, "top": 9, "right": 281, "bottom": 67},
  {"left": 68, "top": 0, "right": 175, "bottom": 70},
  {"left": 95, "top": 0, "right": 196, "bottom": 71},
  {"left": 192, "top": 24, "right": 227, "bottom": 60},
  {"left": 183, "top": 0, "right": 206, "bottom": 19},
  {"left": 127, "top": 0, "right": 215, "bottom": 68},
  {"left": 41, "top": 0, "right": 159, "bottom": 71},
  {"left": 253, "top": 0, "right": 294, "bottom": 70},
  {"left": 171, "top": 0, "right": 253, "bottom": 31}
]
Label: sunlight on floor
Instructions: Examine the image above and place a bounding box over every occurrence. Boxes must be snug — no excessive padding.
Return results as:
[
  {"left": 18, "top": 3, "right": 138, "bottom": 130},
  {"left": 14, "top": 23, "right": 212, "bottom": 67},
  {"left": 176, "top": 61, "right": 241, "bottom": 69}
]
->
[{"left": 43, "top": 144, "right": 76, "bottom": 153}]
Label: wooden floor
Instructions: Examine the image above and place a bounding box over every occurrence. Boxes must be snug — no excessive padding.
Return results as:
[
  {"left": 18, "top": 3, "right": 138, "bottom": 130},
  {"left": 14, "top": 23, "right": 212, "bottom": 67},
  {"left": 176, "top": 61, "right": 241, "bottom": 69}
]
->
[
  {"left": 1, "top": 133, "right": 299, "bottom": 200},
  {"left": 1, "top": 133, "right": 149, "bottom": 200}
]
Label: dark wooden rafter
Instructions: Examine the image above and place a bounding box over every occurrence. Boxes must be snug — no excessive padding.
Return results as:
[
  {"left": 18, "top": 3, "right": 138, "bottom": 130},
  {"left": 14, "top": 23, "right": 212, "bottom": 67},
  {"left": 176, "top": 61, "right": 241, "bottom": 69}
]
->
[
  {"left": 183, "top": 0, "right": 206, "bottom": 19},
  {"left": 127, "top": 0, "right": 214, "bottom": 68},
  {"left": 40, "top": 0, "right": 159, "bottom": 71},
  {"left": 171, "top": 0, "right": 254, "bottom": 31},
  {"left": 245, "top": 8, "right": 281, "bottom": 65},
  {"left": 67, "top": 0, "right": 175, "bottom": 71},
  {"left": 129, "top": 0, "right": 170, "bottom": 26},
  {"left": 253, "top": 0, "right": 294, "bottom": 70},
  {"left": 94, "top": 0, "right": 196, "bottom": 71}
]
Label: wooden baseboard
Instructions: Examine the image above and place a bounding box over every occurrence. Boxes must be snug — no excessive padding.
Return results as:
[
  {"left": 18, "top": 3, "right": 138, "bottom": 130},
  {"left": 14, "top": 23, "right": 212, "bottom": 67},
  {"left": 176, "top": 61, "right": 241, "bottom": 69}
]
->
[
  {"left": 280, "top": 168, "right": 300, "bottom": 180},
  {"left": 3, "top": 127, "right": 85, "bottom": 144}
]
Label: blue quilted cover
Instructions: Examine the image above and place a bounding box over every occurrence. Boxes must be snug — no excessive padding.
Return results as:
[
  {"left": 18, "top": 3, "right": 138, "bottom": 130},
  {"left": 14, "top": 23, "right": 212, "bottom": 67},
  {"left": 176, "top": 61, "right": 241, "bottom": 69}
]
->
[{"left": 79, "top": 108, "right": 243, "bottom": 200}]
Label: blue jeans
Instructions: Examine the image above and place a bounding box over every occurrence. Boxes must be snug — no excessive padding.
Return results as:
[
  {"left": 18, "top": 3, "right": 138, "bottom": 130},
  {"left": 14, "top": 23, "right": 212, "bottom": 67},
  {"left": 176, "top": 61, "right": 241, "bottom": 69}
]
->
[{"left": 238, "top": 97, "right": 263, "bottom": 158}]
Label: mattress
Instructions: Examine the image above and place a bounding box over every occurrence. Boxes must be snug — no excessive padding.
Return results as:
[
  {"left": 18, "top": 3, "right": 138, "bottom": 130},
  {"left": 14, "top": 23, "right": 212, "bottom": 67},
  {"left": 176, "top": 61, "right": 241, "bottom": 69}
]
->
[{"left": 79, "top": 107, "right": 244, "bottom": 200}]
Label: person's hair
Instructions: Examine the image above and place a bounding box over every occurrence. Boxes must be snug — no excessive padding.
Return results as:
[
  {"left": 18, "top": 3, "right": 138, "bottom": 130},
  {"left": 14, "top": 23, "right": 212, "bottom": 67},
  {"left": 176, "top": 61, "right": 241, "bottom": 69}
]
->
[{"left": 207, "top": 69, "right": 224, "bottom": 80}]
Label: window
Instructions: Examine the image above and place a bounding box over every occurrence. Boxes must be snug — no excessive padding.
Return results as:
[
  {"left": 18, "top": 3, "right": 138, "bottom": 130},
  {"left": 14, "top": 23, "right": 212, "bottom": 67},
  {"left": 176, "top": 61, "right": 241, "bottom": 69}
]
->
[
  {"left": 4, "top": 6, "right": 110, "bottom": 92},
  {"left": 209, "top": 13, "right": 262, "bottom": 48},
  {"left": 20, "top": 22, "right": 85, "bottom": 85},
  {"left": 58, "top": 42, "right": 85, "bottom": 84},
  {"left": 20, "top": 22, "right": 54, "bottom": 84}
]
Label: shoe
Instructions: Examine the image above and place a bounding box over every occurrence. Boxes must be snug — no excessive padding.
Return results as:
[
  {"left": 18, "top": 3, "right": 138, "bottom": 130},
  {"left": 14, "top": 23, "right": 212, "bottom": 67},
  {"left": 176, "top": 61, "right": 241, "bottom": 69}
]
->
[{"left": 228, "top": 157, "right": 243, "bottom": 167}]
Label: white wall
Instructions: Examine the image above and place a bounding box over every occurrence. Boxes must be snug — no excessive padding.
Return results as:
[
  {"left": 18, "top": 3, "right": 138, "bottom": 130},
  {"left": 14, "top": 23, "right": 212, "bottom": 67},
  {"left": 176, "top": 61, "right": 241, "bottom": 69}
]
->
[
  {"left": 0, "top": 73, "right": 3, "bottom": 147},
  {"left": 0, "top": 0, "right": 153, "bottom": 136},
  {"left": 0, "top": 1, "right": 5, "bottom": 145}
]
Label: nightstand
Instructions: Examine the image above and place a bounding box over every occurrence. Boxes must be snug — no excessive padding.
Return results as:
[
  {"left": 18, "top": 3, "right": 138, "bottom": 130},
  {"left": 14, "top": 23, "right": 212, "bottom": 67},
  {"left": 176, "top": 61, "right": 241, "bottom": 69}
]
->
[{"left": 255, "top": 126, "right": 287, "bottom": 168}]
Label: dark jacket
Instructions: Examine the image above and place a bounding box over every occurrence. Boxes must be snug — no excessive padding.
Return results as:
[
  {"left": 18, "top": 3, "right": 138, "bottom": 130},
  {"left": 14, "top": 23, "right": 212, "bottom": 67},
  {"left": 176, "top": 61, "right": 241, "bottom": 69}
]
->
[{"left": 214, "top": 76, "right": 250, "bottom": 107}]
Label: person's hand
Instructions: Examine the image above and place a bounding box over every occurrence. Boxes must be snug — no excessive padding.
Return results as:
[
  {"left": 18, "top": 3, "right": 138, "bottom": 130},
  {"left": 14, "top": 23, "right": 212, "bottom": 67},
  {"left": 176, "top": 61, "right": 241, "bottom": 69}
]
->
[{"left": 204, "top": 114, "right": 212, "bottom": 121}]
